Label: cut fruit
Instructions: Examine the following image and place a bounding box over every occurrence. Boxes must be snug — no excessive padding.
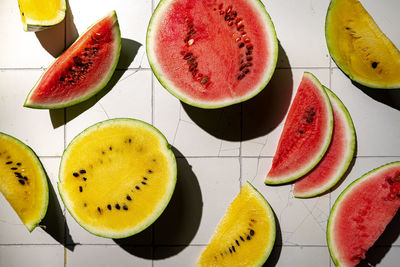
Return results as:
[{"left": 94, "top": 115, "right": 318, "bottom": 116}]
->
[
  {"left": 147, "top": 0, "right": 278, "bottom": 108},
  {"left": 58, "top": 118, "right": 177, "bottom": 239},
  {"left": 265, "top": 72, "right": 333, "bottom": 184},
  {"left": 198, "top": 182, "right": 275, "bottom": 267},
  {"left": 327, "top": 161, "right": 400, "bottom": 267},
  {"left": 24, "top": 11, "right": 121, "bottom": 109},
  {"left": 293, "top": 88, "right": 356, "bottom": 198},
  {"left": 0, "top": 132, "right": 48, "bottom": 232},
  {"left": 325, "top": 0, "right": 400, "bottom": 89},
  {"left": 18, "top": 0, "right": 66, "bottom": 32}
]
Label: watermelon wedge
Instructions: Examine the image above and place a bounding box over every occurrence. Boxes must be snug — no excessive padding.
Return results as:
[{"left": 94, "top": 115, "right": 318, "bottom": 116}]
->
[
  {"left": 327, "top": 161, "right": 400, "bottom": 267},
  {"left": 293, "top": 88, "right": 356, "bottom": 198},
  {"left": 146, "top": 0, "right": 278, "bottom": 109},
  {"left": 265, "top": 72, "right": 333, "bottom": 185},
  {"left": 24, "top": 11, "right": 121, "bottom": 109}
]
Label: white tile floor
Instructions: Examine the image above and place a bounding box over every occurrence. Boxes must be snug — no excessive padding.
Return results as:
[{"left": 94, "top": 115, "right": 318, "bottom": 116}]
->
[{"left": 0, "top": 0, "right": 400, "bottom": 266}]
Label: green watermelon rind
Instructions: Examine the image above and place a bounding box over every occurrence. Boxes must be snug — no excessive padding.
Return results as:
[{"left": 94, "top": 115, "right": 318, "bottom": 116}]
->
[
  {"left": 327, "top": 161, "right": 400, "bottom": 267},
  {"left": 58, "top": 118, "right": 177, "bottom": 239},
  {"left": 0, "top": 132, "right": 49, "bottom": 232},
  {"left": 245, "top": 181, "right": 276, "bottom": 267},
  {"left": 24, "top": 11, "right": 121, "bottom": 109},
  {"left": 293, "top": 87, "right": 356, "bottom": 198},
  {"left": 265, "top": 72, "right": 334, "bottom": 185},
  {"left": 146, "top": 0, "right": 278, "bottom": 109},
  {"left": 325, "top": 0, "right": 400, "bottom": 89}
]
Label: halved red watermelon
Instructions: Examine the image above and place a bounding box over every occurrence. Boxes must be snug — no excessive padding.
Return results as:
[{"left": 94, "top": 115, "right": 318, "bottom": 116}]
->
[
  {"left": 293, "top": 88, "right": 356, "bottom": 198},
  {"left": 146, "top": 0, "right": 278, "bottom": 109},
  {"left": 24, "top": 11, "right": 121, "bottom": 109},
  {"left": 265, "top": 72, "right": 333, "bottom": 184},
  {"left": 327, "top": 161, "right": 400, "bottom": 267}
]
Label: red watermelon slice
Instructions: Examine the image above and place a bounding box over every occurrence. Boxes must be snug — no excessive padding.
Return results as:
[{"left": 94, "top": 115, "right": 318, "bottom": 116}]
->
[
  {"left": 265, "top": 72, "right": 333, "bottom": 185},
  {"left": 327, "top": 161, "right": 400, "bottom": 267},
  {"left": 293, "top": 87, "right": 356, "bottom": 198},
  {"left": 146, "top": 0, "right": 278, "bottom": 109},
  {"left": 24, "top": 11, "right": 121, "bottom": 109}
]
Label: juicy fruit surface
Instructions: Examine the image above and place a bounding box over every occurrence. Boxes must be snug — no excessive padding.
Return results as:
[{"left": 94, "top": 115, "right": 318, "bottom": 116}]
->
[
  {"left": 265, "top": 72, "right": 333, "bottom": 184},
  {"left": 294, "top": 88, "right": 355, "bottom": 198},
  {"left": 147, "top": 0, "right": 277, "bottom": 108},
  {"left": 25, "top": 11, "right": 121, "bottom": 109},
  {"left": 328, "top": 162, "right": 400, "bottom": 267},
  {"left": 59, "top": 119, "right": 176, "bottom": 238},
  {"left": 0, "top": 133, "right": 48, "bottom": 232},
  {"left": 18, "top": 0, "right": 66, "bottom": 31},
  {"left": 198, "top": 182, "right": 275, "bottom": 267},
  {"left": 326, "top": 0, "right": 400, "bottom": 88}
]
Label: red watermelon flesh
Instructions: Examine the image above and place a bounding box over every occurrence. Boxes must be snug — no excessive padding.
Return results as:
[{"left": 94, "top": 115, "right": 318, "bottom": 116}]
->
[
  {"left": 293, "top": 88, "right": 355, "bottom": 198},
  {"left": 327, "top": 162, "right": 400, "bottom": 267},
  {"left": 147, "top": 0, "right": 278, "bottom": 108},
  {"left": 265, "top": 72, "right": 333, "bottom": 184},
  {"left": 24, "top": 11, "right": 121, "bottom": 109}
]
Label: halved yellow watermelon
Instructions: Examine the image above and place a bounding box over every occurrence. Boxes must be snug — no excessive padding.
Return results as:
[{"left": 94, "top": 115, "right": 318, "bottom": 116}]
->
[
  {"left": 325, "top": 0, "right": 400, "bottom": 88},
  {"left": 0, "top": 132, "right": 48, "bottom": 232},
  {"left": 17, "top": 0, "right": 66, "bottom": 32},
  {"left": 58, "top": 118, "right": 177, "bottom": 239},
  {"left": 198, "top": 182, "right": 275, "bottom": 267}
]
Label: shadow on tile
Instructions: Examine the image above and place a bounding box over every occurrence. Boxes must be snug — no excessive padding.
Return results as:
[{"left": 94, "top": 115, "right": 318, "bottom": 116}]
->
[
  {"left": 358, "top": 209, "right": 400, "bottom": 267},
  {"left": 49, "top": 38, "right": 142, "bottom": 126},
  {"left": 40, "top": 174, "right": 75, "bottom": 251},
  {"left": 115, "top": 147, "right": 203, "bottom": 259},
  {"left": 352, "top": 81, "right": 400, "bottom": 111},
  {"left": 35, "top": 0, "right": 78, "bottom": 58},
  {"left": 181, "top": 41, "right": 293, "bottom": 141},
  {"left": 263, "top": 208, "right": 282, "bottom": 266}
]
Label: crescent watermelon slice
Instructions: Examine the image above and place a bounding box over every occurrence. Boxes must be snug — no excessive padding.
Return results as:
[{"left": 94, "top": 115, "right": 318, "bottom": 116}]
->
[
  {"left": 293, "top": 88, "right": 356, "bottom": 198},
  {"left": 265, "top": 72, "right": 333, "bottom": 185},
  {"left": 24, "top": 11, "right": 121, "bottom": 109},
  {"left": 327, "top": 161, "right": 400, "bottom": 267}
]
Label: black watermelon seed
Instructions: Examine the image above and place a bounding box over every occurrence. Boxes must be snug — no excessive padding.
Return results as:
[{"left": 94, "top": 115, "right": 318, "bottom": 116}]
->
[
  {"left": 73, "top": 172, "right": 79, "bottom": 177},
  {"left": 97, "top": 207, "right": 102, "bottom": 213},
  {"left": 109, "top": 146, "right": 112, "bottom": 151},
  {"left": 247, "top": 235, "right": 251, "bottom": 240},
  {"left": 18, "top": 179, "right": 25, "bottom": 185},
  {"left": 123, "top": 205, "right": 128, "bottom": 210},
  {"left": 11, "top": 167, "right": 17, "bottom": 170},
  {"left": 250, "top": 229, "right": 255, "bottom": 236},
  {"left": 136, "top": 186, "right": 141, "bottom": 190},
  {"left": 79, "top": 170, "right": 86, "bottom": 174},
  {"left": 107, "top": 204, "right": 112, "bottom": 210},
  {"left": 14, "top": 172, "right": 22, "bottom": 178},
  {"left": 126, "top": 195, "right": 132, "bottom": 201},
  {"left": 235, "top": 240, "right": 240, "bottom": 246},
  {"left": 240, "top": 236, "right": 245, "bottom": 242},
  {"left": 229, "top": 248, "right": 232, "bottom": 253},
  {"left": 79, "top": 186, "right": 83, "bottom": 192},
  {"left": 128, "top": 138, "right": 132, "bottom": 143},
  {"left": 148, "top": 169, "right": 153, "bottom": 173},
  {"left": 23, "top": 176, "right": 28, "bottom": 181},
  {"left": 16, "top": 162, "right": 21, "bottom": 166},
  {"left": 372, "top": 62, "right": 378, "bottom": 69},
  {"left": 143, "top": 177, "right": 148, "bottom": 180},
  {"left": 238, "top": 42, "right": 245, "bottom": 48},
  {"left": 141, "top": 181, "right": 147, "bottom": 185},
  {"left": 115, "top": 204, "right": 121, "bottom": 210},
  {"left": 83, "top": 177, "right": 87, "bottom": 181},
  {"left": 232, "top": 246, "right": 236, "bottom": 252},
  {"left": 83, "top": 203, "right": 87, "bottom": 207},
  {"left": 6, "top": 161, "right": 12, "bottom": 165}
]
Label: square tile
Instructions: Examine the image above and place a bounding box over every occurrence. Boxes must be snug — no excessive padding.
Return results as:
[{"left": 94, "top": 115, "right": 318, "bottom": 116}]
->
[
  {"left": 153, "top": 80, "right": 241, "bottom": 157},
  {"left": 242, "top": 158, "right": 330, "bottom": 246},
  {"left": 331, "top": 69, "right": 400, "bottom": 157},
  {"left": 0, "top": 70, "right": 65, "bottom": 157},
  {"left": 0, "top": 157, "right": 65, "bottom": 245},
  {"left": 65, "top": 69, "right": 152, "bottom": 145},
  {"left": 0, "top": 245, "right": 64, "bottom": 267},
  {"left": 241, "top": 68, "right": 330, "bottom": 157},
  {"left": 154, "top": 157, "right": 240, "bottom": 245},
  {"left": 66, "top": 245, "right": 152, "bottom": 267}
]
